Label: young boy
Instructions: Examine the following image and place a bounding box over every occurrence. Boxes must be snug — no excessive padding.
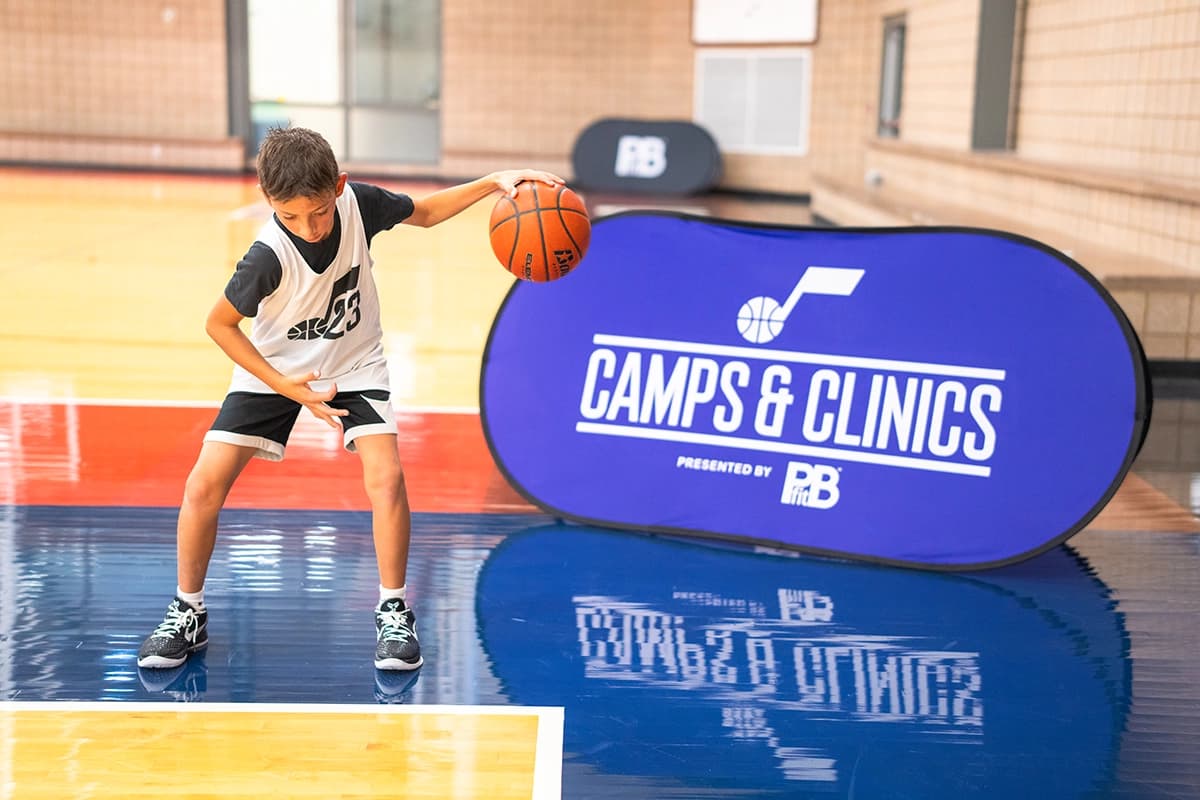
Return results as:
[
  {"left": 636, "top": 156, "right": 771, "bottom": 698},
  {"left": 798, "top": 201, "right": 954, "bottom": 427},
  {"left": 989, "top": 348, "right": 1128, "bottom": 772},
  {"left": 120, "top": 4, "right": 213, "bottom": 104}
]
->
[{"left": 137, "top": 126, "right": 562, "bottom": 672}]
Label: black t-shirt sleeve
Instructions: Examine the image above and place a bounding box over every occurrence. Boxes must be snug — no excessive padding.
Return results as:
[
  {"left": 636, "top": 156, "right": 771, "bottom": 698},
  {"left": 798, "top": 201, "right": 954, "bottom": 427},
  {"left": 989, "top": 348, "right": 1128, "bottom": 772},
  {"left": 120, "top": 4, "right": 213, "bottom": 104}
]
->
[
  {"left": 351, "top": 181, "right": 415, "bottom": 245},
  {"left": 224, "top": 241, "right": 282, "bottom": 317}
]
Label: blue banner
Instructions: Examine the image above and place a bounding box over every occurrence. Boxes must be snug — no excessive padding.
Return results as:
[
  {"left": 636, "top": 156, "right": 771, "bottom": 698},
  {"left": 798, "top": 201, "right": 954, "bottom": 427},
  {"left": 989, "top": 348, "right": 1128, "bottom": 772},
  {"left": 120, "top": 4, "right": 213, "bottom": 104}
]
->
[
  {"left": 476, "top": 523, "right": 1130, "bottom": 797},
  {"left": 481, "top": 214, "right": 1150, "bottom": 568}
]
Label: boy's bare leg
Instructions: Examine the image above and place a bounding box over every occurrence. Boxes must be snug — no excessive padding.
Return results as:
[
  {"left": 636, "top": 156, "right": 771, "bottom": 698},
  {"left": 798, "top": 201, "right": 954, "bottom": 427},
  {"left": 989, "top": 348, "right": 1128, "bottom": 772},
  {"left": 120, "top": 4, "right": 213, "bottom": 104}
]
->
[
  {"left": 355, "top": 433, "right": 421, "bottom": 670},
  {"left": 139, "top": 440, "right": 256, "bottom": 669},
  {"left": 353, "top": 433, "right": 411, "bottom": 588},
  {"left": 177, "top": 440, "right": 258, "bottom": 593}
]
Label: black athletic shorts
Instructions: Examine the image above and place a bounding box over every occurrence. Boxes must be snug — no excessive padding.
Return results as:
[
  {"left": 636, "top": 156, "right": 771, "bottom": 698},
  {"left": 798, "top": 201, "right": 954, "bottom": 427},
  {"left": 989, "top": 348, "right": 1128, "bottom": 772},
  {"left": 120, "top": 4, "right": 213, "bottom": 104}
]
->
[{"left": 203, "top": 389, "right": 397, "bottom": 461}]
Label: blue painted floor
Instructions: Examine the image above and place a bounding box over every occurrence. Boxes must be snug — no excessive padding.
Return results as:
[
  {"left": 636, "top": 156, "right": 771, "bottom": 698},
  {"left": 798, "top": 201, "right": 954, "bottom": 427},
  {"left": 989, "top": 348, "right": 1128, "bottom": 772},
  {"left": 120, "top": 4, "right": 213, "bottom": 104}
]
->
[{"left": 2, "top": 503, "right": 1199, "bottom": 797}]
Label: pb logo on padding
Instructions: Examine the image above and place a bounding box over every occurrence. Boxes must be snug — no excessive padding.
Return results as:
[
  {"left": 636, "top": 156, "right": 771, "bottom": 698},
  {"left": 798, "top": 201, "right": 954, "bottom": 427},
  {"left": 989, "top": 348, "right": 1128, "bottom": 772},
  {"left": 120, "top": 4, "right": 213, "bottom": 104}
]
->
[{"left": 614, "top": 135, "right": 667, "bottom": 178}]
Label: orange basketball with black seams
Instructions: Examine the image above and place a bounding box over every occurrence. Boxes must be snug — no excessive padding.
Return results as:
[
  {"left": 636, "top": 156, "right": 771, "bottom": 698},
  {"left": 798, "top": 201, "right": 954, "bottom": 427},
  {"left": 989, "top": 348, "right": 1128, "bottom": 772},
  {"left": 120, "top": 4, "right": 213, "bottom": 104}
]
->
[{"left": 489, "top": 183, "right": 591, "bottom": 282}]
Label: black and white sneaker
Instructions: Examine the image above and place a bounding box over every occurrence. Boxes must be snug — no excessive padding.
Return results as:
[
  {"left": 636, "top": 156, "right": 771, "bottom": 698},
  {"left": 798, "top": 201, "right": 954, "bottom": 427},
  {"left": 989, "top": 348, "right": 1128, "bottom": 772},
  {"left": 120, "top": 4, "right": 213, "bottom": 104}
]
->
[
  {"left": 137, "top": 597, "right": 208, "bottom": 669},
  {"left": 374, "top": 598, "right": 423, "bottom": 671}
]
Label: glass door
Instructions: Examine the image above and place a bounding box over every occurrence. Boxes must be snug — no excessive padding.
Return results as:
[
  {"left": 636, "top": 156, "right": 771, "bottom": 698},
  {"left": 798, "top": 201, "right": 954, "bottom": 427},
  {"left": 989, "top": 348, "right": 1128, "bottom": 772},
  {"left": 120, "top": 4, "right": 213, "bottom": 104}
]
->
[
  {"left": 246, "top": 0, "right": 440, "bottom": 165},
  {"left": 349, "top": 0, "right": 440, "bottom": 163}
]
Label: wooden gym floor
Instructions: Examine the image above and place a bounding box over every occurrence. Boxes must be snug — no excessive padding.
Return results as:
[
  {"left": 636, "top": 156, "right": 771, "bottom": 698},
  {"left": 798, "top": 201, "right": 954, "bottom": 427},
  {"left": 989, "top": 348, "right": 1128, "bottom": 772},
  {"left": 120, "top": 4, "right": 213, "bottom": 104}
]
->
[{"left": 0, "top": 166, "right": 1198, "bottom": 798}]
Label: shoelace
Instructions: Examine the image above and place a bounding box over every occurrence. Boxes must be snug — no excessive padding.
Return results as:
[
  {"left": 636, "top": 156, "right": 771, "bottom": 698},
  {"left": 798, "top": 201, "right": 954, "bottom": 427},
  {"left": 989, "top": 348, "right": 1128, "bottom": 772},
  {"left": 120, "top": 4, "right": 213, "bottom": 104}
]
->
[
  {"left": 153, "top": 603, "right": 199, "bottom": 639},
  {"left": 377, "top": 608, "right": 414, "bottom": 643}
]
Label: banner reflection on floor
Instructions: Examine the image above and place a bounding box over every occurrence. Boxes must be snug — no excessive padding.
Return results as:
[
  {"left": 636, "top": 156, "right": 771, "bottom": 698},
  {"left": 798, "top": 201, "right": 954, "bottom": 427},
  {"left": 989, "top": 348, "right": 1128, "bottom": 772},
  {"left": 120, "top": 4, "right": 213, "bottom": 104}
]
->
[{"left": 476, "top": 523, "right": 1129, "bottom": 797}]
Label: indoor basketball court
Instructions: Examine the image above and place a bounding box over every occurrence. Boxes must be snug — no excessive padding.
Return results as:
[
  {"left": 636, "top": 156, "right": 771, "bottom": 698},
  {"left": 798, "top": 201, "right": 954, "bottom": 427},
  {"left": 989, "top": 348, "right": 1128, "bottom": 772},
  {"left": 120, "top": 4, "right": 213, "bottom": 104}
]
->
[
  {"left": 0, "top": 167, "right": 1198, "bottom": 798},
  {"left": 2, "top": 0, "right": 1200, "bottom": 796}
]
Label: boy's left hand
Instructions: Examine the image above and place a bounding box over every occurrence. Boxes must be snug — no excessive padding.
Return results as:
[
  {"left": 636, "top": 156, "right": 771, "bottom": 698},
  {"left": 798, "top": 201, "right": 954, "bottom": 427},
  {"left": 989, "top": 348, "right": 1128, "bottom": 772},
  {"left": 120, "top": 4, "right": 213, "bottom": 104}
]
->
[{"left": 493, "top": 169, "right": 565, "bottom": 198}]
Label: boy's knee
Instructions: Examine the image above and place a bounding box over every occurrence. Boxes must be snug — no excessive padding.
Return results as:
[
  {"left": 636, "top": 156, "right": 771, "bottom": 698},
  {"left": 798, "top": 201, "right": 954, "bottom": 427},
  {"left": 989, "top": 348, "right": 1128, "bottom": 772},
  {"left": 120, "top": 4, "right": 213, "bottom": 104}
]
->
[
  {"left": 363, "top": 464, "right": 406, "bottom": 504},
  {"left": 182, "top": 470, "right": 228, "bottom": 510}
]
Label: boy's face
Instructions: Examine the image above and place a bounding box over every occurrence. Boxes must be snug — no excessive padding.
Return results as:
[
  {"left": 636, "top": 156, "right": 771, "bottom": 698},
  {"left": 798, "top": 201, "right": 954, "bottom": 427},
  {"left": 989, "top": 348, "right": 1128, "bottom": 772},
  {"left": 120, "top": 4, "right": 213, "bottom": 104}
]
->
[{"left": 264, "top": 173, "right": 347, "bottom": 243}]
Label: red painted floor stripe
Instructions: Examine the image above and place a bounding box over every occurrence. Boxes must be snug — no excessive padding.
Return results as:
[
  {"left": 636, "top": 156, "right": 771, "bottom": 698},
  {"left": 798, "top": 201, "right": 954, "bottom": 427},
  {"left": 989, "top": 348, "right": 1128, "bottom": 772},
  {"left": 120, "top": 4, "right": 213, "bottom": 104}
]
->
[{"left": 0, "top": 402, "right": 534, "bottom": 514}]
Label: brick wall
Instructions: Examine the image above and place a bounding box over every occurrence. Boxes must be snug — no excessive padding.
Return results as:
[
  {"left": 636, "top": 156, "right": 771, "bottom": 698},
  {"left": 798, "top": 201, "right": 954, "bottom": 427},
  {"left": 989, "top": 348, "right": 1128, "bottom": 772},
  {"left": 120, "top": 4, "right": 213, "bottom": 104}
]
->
[
  {"left": 0, "top": 0, "right": 241, "bottom": 169},
  {"left": 811, "top": 0, "right": 1200, "bottom": 361},
  {"left": 1019, "top": 0, "right": 1200, "bottom": 183}
]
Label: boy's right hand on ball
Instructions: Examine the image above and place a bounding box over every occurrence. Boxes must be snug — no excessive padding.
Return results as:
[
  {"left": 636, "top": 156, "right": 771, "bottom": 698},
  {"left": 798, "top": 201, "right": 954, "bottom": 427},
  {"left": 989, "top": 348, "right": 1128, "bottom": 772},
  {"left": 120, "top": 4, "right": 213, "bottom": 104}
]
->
[{"left": 283, "top": 370, "right": 349, "bottom": 429}]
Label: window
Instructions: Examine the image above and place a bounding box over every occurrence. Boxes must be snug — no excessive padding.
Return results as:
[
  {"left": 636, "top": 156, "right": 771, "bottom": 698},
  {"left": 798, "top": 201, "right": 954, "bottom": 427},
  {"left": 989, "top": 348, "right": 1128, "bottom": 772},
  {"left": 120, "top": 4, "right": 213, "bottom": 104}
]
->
[
  {"left": 878, "top": 15, "right": 906, "bottom": 139},
  {"left": 694, "top": 48, "right": 812, "bottom": 155},
  {"left": 244, "top": 0, "right": 441, "bottom": 164},
  {"left": 971, "top": 0, "right": 1019, "bottom": 151},
  {"left": 352, "top": 0, "right": 440, "bottom": 108}
]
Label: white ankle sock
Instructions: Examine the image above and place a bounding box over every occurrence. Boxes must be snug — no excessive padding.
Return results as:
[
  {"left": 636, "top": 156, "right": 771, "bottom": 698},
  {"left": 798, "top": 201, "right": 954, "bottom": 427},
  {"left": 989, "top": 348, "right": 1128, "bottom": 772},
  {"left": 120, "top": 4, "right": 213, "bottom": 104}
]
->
[
  {"left": 379, "top": 584, "right": 407, "bottom": 604},
  {"left": 177, "top": 586, "right": 205, "bottom": 610}
]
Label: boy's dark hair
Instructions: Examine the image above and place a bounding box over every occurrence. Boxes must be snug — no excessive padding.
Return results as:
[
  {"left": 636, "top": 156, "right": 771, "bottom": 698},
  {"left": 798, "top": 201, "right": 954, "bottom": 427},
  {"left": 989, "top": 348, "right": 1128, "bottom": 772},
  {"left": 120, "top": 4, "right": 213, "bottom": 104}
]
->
[{"left": 256, "top": 127, "right": 340, "bottom": 201}]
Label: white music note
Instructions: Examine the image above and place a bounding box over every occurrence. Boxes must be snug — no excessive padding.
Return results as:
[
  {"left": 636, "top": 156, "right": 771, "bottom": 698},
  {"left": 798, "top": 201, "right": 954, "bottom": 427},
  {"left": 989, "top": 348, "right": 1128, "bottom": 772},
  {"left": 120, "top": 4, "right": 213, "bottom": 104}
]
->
[{"left": 737, "top": 267, "right": 865, "bottom": 344}]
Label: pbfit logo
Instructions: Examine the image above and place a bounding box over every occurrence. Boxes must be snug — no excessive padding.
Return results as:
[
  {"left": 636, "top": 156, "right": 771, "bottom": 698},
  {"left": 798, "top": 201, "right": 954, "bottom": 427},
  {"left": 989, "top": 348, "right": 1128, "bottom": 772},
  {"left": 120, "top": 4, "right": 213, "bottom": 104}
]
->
[
  {"left": 780, "top": 461, "right": 840, "bottom": 509},
  {"left": 615, "top": 135, "right": 667, "bottom": 178}
]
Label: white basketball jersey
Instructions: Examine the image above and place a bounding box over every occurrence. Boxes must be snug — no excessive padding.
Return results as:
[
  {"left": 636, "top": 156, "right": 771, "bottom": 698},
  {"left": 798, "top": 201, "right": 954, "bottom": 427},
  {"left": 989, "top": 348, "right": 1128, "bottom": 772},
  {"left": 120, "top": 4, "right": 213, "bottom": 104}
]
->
[{"left": 228, "top": 184, "right": 389, "bottom": 394}]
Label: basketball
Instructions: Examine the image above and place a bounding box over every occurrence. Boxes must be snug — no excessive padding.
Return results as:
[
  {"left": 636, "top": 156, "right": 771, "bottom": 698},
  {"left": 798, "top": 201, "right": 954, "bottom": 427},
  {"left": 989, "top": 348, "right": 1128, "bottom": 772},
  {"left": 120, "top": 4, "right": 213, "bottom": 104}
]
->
[
  {"left": 489, "top": 182, "right": 591, "bottom": 282},
  {"left": 287, "top": 317, "right": 328, "bottom": 340}
]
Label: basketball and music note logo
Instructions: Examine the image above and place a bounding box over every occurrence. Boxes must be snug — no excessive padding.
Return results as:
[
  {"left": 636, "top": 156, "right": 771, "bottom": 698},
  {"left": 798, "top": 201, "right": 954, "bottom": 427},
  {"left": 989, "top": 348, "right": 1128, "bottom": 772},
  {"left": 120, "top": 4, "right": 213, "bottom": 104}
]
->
[
  {"left": 736, "top": 266, "right": 865, "bottom": 344},
  {"left": 286, "top": 266, "right": 363, "bottom": 340}
]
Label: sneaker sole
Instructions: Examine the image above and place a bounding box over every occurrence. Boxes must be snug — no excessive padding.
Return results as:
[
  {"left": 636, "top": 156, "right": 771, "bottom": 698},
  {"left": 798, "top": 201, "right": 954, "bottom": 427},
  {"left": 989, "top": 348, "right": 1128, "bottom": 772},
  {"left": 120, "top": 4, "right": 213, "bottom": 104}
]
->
[
  {"left": 136, "top": 640, "right": 208, "bottom": 670},
  {"left": 374, "top": 655, "right": 424, "bottom": 671}
]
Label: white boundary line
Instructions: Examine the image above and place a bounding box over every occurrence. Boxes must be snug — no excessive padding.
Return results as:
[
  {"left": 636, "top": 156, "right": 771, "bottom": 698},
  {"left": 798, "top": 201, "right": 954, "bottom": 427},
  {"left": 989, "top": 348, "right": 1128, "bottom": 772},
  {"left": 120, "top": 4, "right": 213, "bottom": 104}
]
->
[
  {"left": 594, "top": 333, "right": 1007, "bottom": 381},
  {"left": 0, "top": 701, "right": 563, "bottom": 799},
  {"left": 532, "top": 705, "right": 565, "bottom": 800},
  {"left": 577, "top": 421, "right": 990, "bottom": 477},
  {"left": 0, "top": 700, "right": 549, "bottom": 715},
  {"left": 0, "top": 396, "right": 223, "bottom": 408},
  {"left": 0, "top": 396, "right": 479, "bottom": 414}
]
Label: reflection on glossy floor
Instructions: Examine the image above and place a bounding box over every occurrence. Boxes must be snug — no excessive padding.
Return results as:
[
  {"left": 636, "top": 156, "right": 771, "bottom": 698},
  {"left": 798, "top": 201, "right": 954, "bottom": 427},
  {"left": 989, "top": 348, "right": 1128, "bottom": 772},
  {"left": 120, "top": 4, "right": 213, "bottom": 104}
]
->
[{"left": 1, "top": 168, "right": 1199, "bottom": 798}]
